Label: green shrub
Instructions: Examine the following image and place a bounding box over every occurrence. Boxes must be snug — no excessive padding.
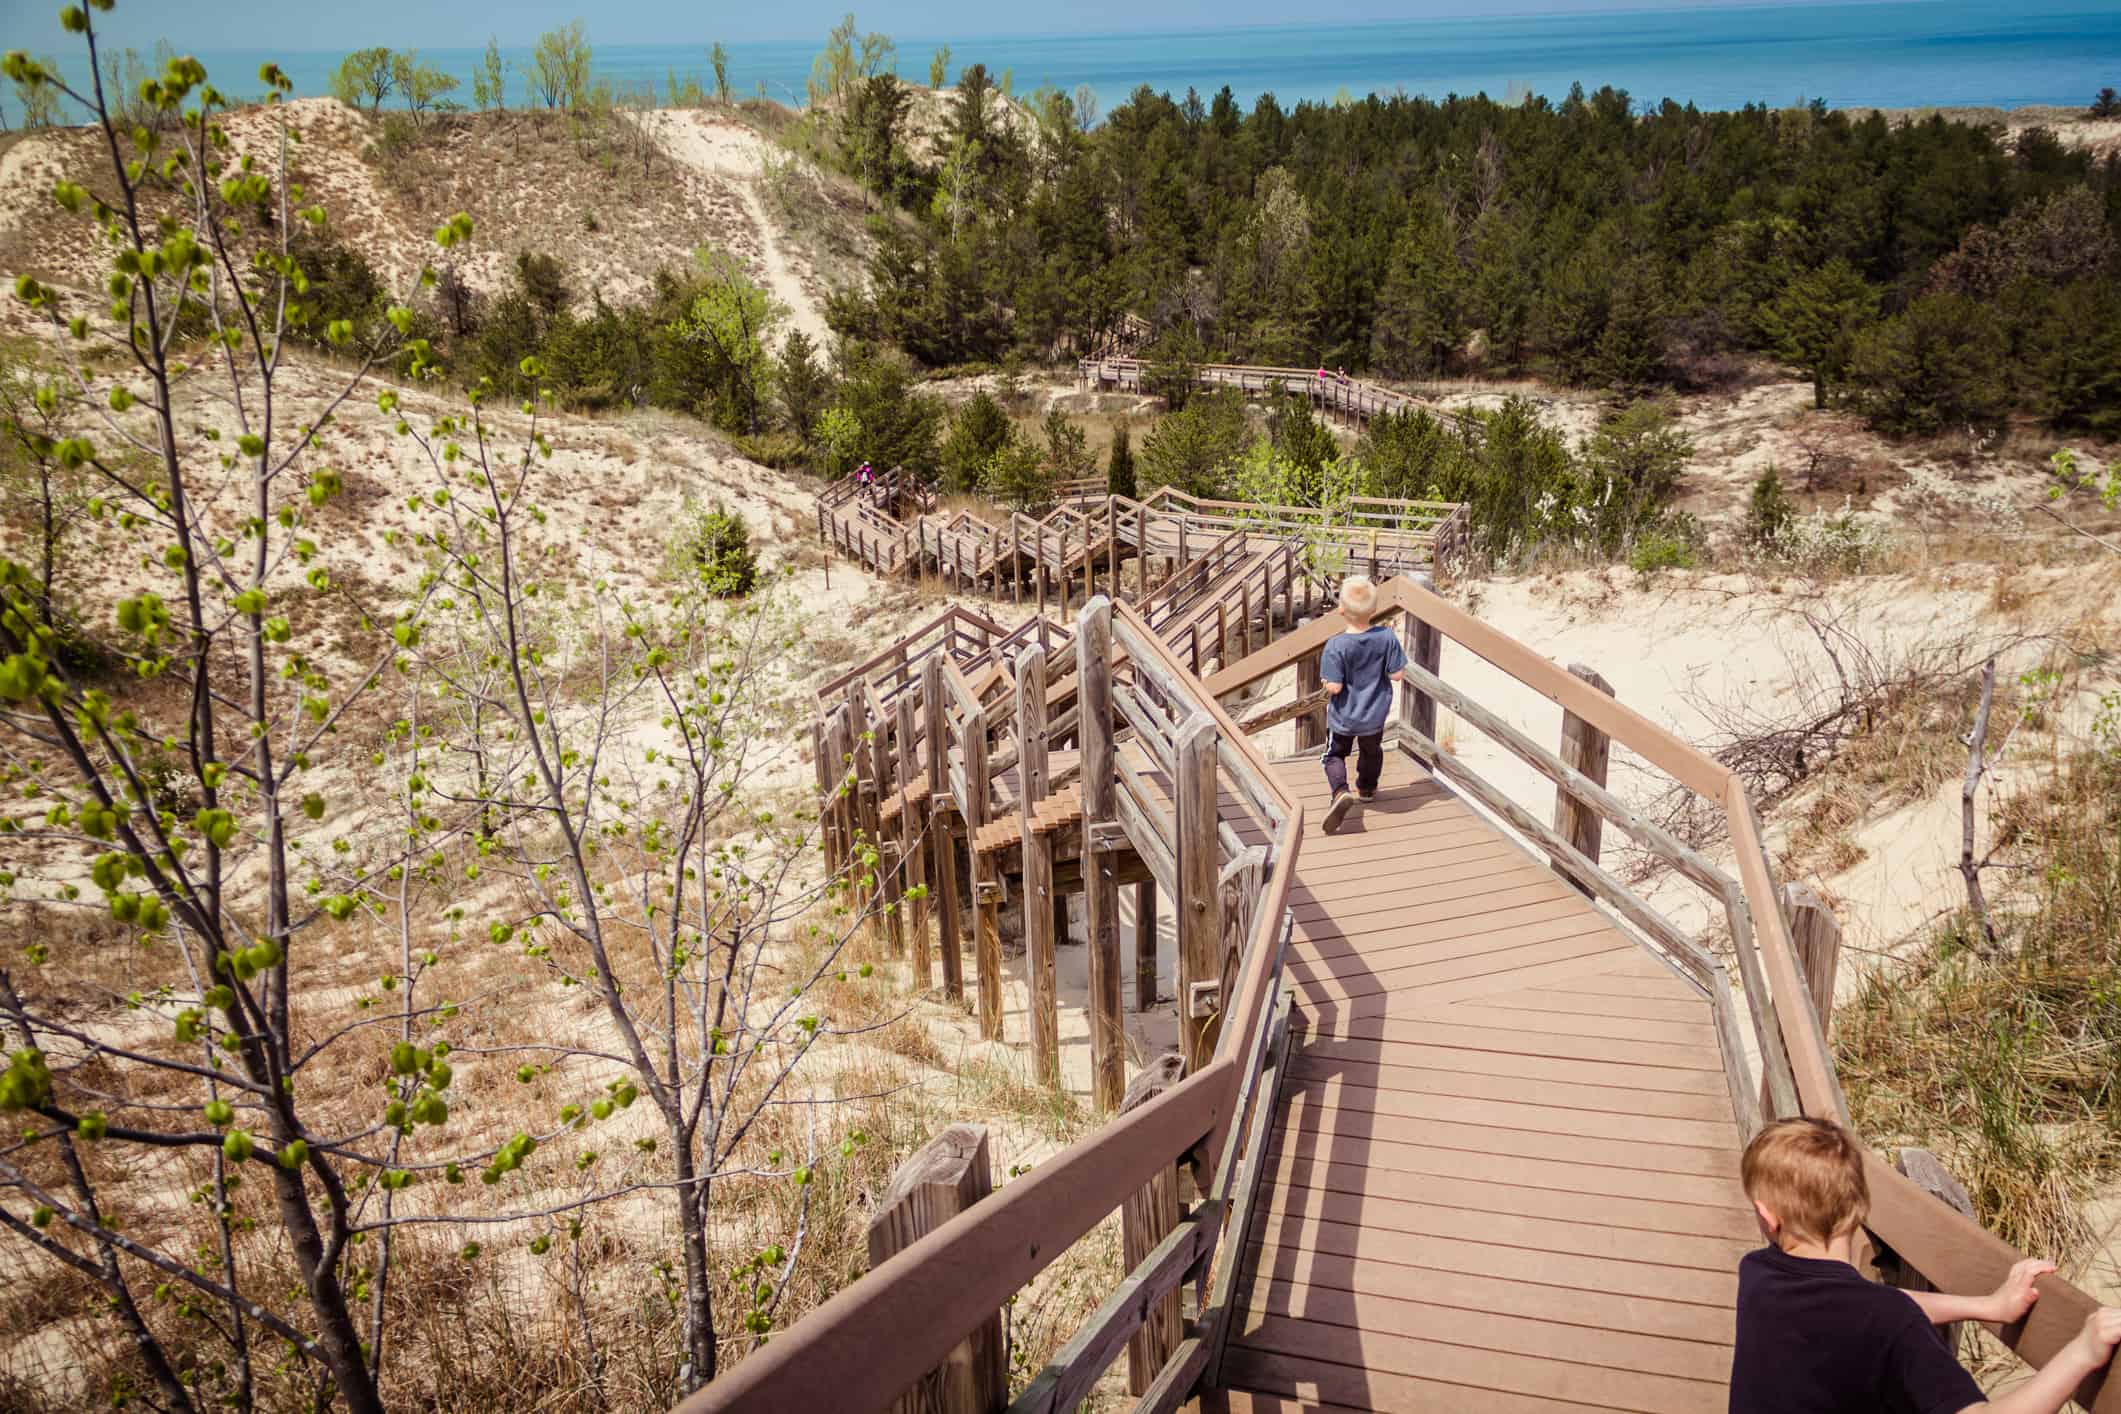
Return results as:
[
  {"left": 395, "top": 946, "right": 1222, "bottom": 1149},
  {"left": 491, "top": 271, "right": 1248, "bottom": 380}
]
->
[
  {"left": 667, "top": 502, "right": 758, "bottom": 597},
  {"left": 732, "top": 432, "right": 805, "bottom": 470},
  {"left": 1626, "top": 522, "right": 1700, "bottom": 573},
  {"left": 1744, "top": 466, "right": 1797, "bottom": 550}
]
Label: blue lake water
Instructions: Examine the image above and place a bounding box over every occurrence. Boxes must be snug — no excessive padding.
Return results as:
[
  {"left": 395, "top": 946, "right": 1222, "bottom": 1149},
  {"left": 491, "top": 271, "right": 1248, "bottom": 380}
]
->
[{"left": 61, "top": 0, "right": 2121, "bottom": 118}]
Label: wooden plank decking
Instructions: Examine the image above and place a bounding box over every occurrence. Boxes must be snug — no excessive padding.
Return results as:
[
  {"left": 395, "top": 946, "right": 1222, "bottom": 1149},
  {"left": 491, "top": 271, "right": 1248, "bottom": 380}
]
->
[{"left": 1205, "top": 750, "right": 1753, "bottom": 1413}]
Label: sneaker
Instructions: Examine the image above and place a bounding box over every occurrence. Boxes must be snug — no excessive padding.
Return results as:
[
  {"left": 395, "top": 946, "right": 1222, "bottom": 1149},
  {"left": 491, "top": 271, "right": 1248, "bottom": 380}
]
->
[
  {"left": 1357, "top": 788, "right": 1377, "bottom": 803},
  {"left": 1322, "top": 792, "right": 1356, "bottom": 835}
]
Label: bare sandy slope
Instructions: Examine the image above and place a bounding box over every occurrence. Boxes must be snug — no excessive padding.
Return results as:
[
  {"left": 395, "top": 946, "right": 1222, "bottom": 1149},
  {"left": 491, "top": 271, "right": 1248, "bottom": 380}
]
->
[
  {"left": 0, "top": 99, "right": 848, "bottom": 336},
  {"left": 1439, "top": 564, "right": 2120, "bottom": 960}
]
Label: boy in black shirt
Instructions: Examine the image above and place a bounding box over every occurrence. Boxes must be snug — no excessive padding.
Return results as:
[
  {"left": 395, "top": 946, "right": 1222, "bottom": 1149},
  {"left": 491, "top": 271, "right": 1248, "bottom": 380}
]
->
[{"left": 1732, "top": 1118, "right": 2121, "bottom": 1414}]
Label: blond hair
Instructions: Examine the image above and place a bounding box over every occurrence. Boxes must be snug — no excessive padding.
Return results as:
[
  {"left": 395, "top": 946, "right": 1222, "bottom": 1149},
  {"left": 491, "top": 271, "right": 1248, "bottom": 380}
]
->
[
  {"left": 1740, "top": 1117, "right": 1869, "bottom": 1246},
  {"left": 1338, "top": 575, "right": 1378, "bottom": 620}
]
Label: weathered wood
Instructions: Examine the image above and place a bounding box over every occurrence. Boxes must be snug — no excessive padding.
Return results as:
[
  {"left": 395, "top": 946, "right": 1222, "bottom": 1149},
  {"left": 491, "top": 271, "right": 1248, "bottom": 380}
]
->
[
  {"left": 1723, "top": 888, "right": 1802, "bottom": 1124},
  {"left": 1885, "top": 1148, "right": 1979, "bottom": 1357},
  {"left": 1203, "top": 994, "right": 1295, "bottom": 1387},
  {"left": 1785, "top": 882, "right": 1842, "bottom": 1029},
  {"left": 1135, "top": 880, "right": 1158, "bottom": 1013},
  {"left": 865, "top": 1125, "right": 1007, "bottom": 1414},
  {"left": 1007, "top": 1200, "right": 1220, "bottom": 1414},
  {"left": 1237, "top": 686, "right": 1330, "bottom": 737},
  {"left": 1018, "top": 649, "right": 1060, "bottom": 1087},
  {"left": 687, "top": 1061, "right": 1231, "bottom": 1414},
  {"left": 1708, "top": 958, "right": 1765, "bottom": 1141},
  {"left": 1120, "top": 1054, "right": 1186, "bottom": 1394},
  {"left": 1728, "top": 782, "right": 1849, "bottom": 1125},
  {"left": 1295, "top": 646, "right": 1325, "bottom": 749},
  {"left": 925, "top": 659, "right": 965, "bottom": 1002},
  {"left": 1553, "top": 663, "right": 1616, "bottom": 898},
  {"left": 1402, "top": 578, "right": 1442, "bottom": 743},
  {"left": 904, "top": 804, "right": 932, "bottom": 986},
  {"left": 1761, "top": 882, "right": 1843, "bottom": 1119},
  {"left": 1078, "top": 600, "right": 1125, "bottom": 1111},
  {"left": 1176, "top": 717, "right": 1223, "bottom": 1070}
]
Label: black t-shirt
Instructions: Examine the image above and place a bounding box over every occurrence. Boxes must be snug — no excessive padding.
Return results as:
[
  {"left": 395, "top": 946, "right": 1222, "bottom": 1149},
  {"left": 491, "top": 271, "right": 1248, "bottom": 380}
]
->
[{"left": 1729, "top": 1245, "right": 1985, "bottom": 1414}]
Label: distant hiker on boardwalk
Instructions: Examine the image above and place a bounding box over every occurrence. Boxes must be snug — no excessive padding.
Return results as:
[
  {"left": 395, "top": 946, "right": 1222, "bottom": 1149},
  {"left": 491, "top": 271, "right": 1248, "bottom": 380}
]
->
[
  {"left": 1319, "top": 575, "right": 1407, "bottom": 835},
  {"left": 1336, "top": 366, "right": 1350, "bottom": 385},
  {"left": 1731, "top": 1117, "right": 2121, "bottom": 1414}
]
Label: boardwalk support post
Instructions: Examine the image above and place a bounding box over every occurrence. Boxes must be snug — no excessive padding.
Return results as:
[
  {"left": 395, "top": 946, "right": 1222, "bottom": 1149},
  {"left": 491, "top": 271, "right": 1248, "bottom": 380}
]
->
[
  {"left": 1553, "top": 663, "right": 1616, "bottom": 896},
  {"left": 897, "top": 691, "right": 931, "bottom": 988},
  {"left": 1018, "top": 649, "right": 1060, "bottom": 1087},
  {"left": 1079, "top": 600, "right": 1125, "bottom": 1111},
  {"left": 1134, "top": 881, "right": 1157, "bottom": 1013},
  {"left": 866, "top": 1124, "right": 1007, "bottom": 1414},
  {"left": 1882, "top": 1148, "right": 1978, "bottom": 1357},
  {"left": 925, "top": 657, "right": 965, "bottom": 1002},
  {"left": 1175, "top": 717, "right": 1222, "bottom": 1070}
]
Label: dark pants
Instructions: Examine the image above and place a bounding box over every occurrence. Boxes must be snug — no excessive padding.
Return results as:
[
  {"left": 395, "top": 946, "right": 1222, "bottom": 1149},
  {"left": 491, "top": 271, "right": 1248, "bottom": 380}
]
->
[{"left": 1322, "top": 730, "right": 1383, "bottom": 797}]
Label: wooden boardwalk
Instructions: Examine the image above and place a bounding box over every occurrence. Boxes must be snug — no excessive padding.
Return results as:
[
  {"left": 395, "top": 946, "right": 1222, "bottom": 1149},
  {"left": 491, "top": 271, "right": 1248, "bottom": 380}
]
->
[
  {"left": 697, "top": 574, "right": 2119, "bottom": 1414},
  {"left": 1206, "top": 751, "right": 1754, "bottom": 1414}
]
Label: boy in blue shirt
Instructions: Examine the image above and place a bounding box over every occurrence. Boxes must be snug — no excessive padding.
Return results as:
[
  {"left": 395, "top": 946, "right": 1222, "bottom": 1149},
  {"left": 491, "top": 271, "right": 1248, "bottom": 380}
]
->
[{"left": 1319, "top": 575, "right": 1407, "bottom": 834}]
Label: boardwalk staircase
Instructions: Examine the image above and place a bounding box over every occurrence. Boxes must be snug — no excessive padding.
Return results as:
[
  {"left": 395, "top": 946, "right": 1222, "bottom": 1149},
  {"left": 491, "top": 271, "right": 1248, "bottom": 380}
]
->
[
  {"left": 1079, "top": 355, "right": 1483, "bottom": 436},
  {"left": 818, "top": 477, "right": 1474, "bottom": 614},
  {"left": 684, "top": 566, "right": 2121, "bottom": 1414}
]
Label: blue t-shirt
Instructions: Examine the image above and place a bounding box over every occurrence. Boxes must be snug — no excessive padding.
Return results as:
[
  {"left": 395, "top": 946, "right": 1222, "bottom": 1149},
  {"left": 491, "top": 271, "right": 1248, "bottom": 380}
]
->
[{"left": 1320, "top": 624, "right": 1406, "bottom": 736}]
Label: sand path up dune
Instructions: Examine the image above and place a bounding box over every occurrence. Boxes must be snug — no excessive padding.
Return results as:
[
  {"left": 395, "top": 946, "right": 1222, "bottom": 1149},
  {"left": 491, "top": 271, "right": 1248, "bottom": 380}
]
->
[{"left": 631, "top": 110, "right": 831, "bottom": 350}]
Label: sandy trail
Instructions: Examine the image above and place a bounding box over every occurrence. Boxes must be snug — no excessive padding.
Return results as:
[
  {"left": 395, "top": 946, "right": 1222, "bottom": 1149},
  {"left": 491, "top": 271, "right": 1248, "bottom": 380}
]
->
[{"left": 631, "top": 110, "right": 831, "bottom": 350}]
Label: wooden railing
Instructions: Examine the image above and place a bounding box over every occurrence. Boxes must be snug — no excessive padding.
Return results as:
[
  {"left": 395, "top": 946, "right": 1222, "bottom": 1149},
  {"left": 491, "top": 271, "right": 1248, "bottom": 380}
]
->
[
  {"left": 1079, "top": 357, "right": 1485, "bottom": 438},
  {"left": 822, "top": 482, "right": 1472, "bottom": 595},
  {"left": 698, "top": 594, "right": 1303, "bottom": 1414}
]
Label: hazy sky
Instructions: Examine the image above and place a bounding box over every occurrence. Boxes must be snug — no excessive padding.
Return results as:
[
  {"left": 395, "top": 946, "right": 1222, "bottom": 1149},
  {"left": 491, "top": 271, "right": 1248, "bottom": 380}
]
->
[{"left": 4, "top": 0, "right": 1874, "bottom": 53}]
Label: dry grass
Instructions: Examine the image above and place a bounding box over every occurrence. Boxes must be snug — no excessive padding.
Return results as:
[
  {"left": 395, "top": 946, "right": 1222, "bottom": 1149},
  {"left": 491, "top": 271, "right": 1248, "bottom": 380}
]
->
[{"left": 1839, "top": 735, "right": 2121, "bottom": 1262}]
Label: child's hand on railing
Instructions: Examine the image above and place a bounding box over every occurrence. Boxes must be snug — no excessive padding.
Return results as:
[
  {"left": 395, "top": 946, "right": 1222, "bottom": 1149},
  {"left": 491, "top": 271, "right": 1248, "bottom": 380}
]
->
[
  {"left": 2062, "top": 1306, "right": 2121, "bottom": 1376},
  {"left": 1986, "top": 1258, "right": 2057, "bottom": 1324}
]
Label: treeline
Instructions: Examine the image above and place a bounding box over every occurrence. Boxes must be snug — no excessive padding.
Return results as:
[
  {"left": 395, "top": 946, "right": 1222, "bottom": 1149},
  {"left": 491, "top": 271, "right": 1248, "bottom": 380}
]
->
[{"left": 817, "top": 59, "right": 2121, "bottom": 434}]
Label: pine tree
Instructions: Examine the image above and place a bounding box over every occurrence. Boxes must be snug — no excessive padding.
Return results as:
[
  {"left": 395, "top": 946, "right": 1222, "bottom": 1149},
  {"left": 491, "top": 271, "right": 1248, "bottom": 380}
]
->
[
  {"left": 1370, "top": 195, "right": 1464, "bottom": 378},
  {"left": 1757, "top": 258, "right": 1881, "bottom": 408},
  {"left": 1107, "top": 420, "right": 1138, "bottom": 498}
]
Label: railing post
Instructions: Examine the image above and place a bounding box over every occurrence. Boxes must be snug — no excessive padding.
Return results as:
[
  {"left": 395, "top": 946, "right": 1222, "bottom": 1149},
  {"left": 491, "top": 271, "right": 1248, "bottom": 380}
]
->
[
  {"left": 1762, "top": 883, "right": 1842, "bottom": 1118},
  {"left": 1553, "top": 663, "right": 1616, "bottom": 897},
  {"left": 924, "top": 658, "right": 965, "bottom": 1003},
  {"left": 1077, "top": 600, "right": 1124, "bottom": 1111},
  {"left": 1136, "top": 507, "right": 1149, "bottom": 601},
  {"left": 1400, "top": 576, "right": 1442, "bottom": 743},
  {"left": 1120, "top": 1055, "right": 1186, "bottom": 1395},
  {"left": 866, "top": 1124, "right": 1007, "bottom": 1414},
  {"left": 1176, "top": 717, "right": 1222, "bottom": 1070},
  {"left": 1884, "top": 1147, "right": 1977, "bottom": 1358},
  {"left": 1784, "top": 881, "right": 1842, "bottom": 1024},
  {"left": 1296, "top": 647, "right": 1326, "bottom": 750},
  {"left": 1017, "top": 649, "right": 1059, "bottom": 1088},
  {"left": 1057, "top": 526, "right": 1070, "bottom": 617}
]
